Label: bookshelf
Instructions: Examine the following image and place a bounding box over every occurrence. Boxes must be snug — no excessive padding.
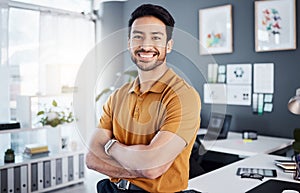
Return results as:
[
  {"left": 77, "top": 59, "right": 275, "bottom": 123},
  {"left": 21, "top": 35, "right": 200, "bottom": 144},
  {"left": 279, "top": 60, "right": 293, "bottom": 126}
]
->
[
  {"left": 0, "top": 126, "right": 86, "bottom": 193},
  {"left": 0, "top": 94, "right": 86, "bottom": 192}
]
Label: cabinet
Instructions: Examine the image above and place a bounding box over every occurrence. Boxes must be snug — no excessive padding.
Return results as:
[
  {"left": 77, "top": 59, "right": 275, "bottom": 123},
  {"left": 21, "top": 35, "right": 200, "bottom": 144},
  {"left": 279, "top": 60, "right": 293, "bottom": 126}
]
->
[
  {"left": 0, "top": 124, "right": 85, "bottom": 193},
  {"left": 0, "top": 149, "right": 85, "bottom": 193},
  {"left": 0, "top": 127, "right": 85, "bottom": 193},
  {"left": 0, "top": 123, "right": 86, "bottom": 192}
]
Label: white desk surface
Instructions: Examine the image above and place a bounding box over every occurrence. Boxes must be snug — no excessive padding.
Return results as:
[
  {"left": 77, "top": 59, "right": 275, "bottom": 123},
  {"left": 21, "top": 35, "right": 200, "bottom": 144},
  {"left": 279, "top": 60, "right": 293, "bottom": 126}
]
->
[
  {"left": 198, "top": 129, "right": 294, "bottom": 157},
  {"left": 188, "top": 154, "right": 300, "bottom": 193}
]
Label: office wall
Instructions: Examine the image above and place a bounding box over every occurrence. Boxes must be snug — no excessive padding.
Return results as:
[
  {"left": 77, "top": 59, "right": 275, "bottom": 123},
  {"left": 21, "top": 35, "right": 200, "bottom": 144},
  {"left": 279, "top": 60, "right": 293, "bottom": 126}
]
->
[{"left": 101, "top": 0, "right": 300, "bottom": 138}]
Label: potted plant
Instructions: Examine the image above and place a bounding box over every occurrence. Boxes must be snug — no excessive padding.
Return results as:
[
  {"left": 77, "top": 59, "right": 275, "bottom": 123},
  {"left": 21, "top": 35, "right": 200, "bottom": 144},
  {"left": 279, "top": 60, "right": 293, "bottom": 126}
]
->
[
  {"left": 95, "top": 70, "right": 138, "bottom": 102},
  {"left": 36, "top": 100, "right": 75, "bottom": 127}
]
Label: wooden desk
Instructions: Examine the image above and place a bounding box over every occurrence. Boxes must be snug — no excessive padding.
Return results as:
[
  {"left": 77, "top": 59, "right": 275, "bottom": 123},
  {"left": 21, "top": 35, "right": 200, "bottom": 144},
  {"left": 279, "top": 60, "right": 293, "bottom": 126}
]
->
[
  {"left": 198, "top": 129, "right": 294, "bottom": 157},
  {"left": 188, "top": 154, "right": 300, "bottom": 193}
]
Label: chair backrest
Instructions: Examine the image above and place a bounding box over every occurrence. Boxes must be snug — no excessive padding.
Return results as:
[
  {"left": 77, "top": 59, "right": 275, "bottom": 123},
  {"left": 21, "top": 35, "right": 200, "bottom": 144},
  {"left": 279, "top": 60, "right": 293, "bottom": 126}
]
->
[
  {"left": 189, "top": 136, "right": 205, "bottom": 179},
  {"left": 207, "top": 113, "right": 232, "bottom": 139}
]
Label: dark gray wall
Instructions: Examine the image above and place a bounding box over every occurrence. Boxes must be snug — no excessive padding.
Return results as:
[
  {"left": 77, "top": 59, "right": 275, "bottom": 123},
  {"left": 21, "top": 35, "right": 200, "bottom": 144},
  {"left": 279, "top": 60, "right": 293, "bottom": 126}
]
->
[{"left": 102, "top": 0, "right": 300, "bottom": 138}]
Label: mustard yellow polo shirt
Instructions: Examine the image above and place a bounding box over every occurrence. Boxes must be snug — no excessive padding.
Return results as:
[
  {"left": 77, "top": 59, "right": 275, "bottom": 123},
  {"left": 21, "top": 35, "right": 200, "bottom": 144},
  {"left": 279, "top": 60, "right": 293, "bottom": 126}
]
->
[{"left": 99, "top": 68, "right": 201, "bottom": 192}]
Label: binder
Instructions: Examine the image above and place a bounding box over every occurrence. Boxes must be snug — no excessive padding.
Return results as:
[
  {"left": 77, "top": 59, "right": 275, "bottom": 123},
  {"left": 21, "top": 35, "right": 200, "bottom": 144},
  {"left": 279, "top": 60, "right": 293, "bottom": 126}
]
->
[
  {"left": 1, "top": 168, "right": 8, "bottom": 193},
  {"left": 50, "top": 159, "right": 56, "bottom": 187},
  {"left": 37, "top": 162, "right": 44, "bottom": 190},
  {"left": 20, "top": 165, "right": 28, "bottom": 193},
  {"left": 79, "top": 153, "right": 85, "bottom": 178},
  {"left": 7, "top": 167, "right": 14, "bottom": 193},
  {"left": 14, "top": 166, "right": 21, "bottom": 193},
  {"left": 68, "top": 156, "right": 74, "bottom": 181},
  {"left": 31, "top": 163, "right": 38, "bottom": 191},
  {"left": 43, "top": 161, "right": 51, "bottom": 188},
  {"left": 73, "top": 154, "right": 79, "bottom": 181},
  {"left": 62, "top": 157, "right": 68, "bottom": 183},
  {"left": 56, "top": 158, "right": 62, "bottom": 185}
]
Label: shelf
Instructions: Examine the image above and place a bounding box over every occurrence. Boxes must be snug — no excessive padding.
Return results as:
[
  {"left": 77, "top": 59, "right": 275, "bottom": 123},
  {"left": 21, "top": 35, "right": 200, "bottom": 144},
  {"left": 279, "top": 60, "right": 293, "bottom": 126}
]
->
[
  {"left": 0, "top": 127, "right": 43, "bottom": 134},
  {"left": 0, "top": 149, "right": 85, "bottom": 169},
  {"left": 0, "top": 94, "right": 83, "bottom": 192},
  {"left": 0, "top": 151, "right": 85, "bottom": 193},
  {"left": 0, "top": 122, "right": 76, "bottom": 134}
]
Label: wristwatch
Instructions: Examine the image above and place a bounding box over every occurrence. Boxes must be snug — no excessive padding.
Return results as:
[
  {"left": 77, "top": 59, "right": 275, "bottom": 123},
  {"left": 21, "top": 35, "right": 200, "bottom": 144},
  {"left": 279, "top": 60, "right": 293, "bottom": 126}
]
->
[{"left": 104, "top": 139, "right": 118, "bottom": 156}]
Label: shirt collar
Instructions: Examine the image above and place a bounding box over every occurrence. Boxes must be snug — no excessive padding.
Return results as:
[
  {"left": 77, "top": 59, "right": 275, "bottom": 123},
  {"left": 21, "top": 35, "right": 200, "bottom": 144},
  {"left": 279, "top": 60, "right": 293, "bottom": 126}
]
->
[{"left": 128, "top": 68, "right": 175, "bottom": 94}]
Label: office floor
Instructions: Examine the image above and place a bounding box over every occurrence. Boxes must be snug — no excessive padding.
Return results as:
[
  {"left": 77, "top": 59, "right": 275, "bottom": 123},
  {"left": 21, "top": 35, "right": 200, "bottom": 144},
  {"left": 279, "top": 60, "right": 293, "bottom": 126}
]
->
[{"left": 48, "top": 169, "right": 106, "bottom": 193}]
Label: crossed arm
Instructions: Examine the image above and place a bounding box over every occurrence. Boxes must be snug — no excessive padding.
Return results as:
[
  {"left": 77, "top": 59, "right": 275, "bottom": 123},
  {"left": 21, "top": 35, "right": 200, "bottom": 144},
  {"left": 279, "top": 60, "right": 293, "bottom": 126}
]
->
[{"left": 85, "top": 128, "right": 186, "bottom": 179}]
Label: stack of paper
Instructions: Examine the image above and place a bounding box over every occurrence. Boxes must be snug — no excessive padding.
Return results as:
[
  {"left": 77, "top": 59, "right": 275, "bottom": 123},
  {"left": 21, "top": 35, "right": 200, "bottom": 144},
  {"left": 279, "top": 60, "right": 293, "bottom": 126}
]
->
[{"left": 23, "top": 144, "right": 49, "bottom": 158}]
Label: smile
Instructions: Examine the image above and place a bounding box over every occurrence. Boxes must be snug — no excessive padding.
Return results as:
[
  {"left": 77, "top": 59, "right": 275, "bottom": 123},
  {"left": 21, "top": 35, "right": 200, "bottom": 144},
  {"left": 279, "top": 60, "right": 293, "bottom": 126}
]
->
[{"left": 137, "top": 51, "right": 158, "bottom": 59}]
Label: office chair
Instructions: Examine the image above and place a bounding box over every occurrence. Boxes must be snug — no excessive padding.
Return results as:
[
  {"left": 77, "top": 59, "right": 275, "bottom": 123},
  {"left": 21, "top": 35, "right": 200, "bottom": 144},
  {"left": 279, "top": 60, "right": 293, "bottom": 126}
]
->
[
  {"left": 198, "top": 113, "right": 232, "bottom": 140},
  {"left": 189, "top": 136, "right": 205, "bottom": 179}
]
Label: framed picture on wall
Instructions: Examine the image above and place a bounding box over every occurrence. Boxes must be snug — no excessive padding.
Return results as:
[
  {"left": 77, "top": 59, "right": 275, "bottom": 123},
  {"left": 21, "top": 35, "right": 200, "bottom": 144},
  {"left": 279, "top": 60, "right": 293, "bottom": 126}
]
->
[
  {"left": 199, "top": 4, "right": 233, "bottom": 55},
  {"left": 255, "top": 0, "right": 296, "bottom": 52}
]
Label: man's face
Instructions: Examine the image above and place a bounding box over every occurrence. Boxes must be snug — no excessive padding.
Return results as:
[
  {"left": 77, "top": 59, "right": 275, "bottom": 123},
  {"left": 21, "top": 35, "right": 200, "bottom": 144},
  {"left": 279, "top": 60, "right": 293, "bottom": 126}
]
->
[{"left": 128, "top": 16, "right": 173, "bottom": 71}]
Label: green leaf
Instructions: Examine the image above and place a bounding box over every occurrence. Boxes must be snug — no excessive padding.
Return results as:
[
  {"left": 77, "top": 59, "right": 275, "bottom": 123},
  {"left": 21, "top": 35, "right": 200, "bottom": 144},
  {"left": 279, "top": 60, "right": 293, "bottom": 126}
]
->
[
  {"left": 95, "top": 88, "right": 112, "bottom": 102},
  {"left": 37, "top": 111, "right": 45, "bottom": 115},
  {"left": 52, "top": 100, "right": 58, "bottom": 107}
]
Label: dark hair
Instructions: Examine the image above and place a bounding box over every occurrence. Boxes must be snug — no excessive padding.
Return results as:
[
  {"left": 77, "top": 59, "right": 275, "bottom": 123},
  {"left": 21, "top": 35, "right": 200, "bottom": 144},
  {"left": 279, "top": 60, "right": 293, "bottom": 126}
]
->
[{"left": 128, "top": 4, "right": 175, "bottom": 42}]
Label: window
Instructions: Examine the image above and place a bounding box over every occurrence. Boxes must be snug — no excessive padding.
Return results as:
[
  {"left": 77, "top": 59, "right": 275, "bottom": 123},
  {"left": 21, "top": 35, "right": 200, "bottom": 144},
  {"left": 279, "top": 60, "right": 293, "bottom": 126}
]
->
[
  {"left": 9, "top": 8, "right": 40, "bottom": 97},
  {"left": 5, "top": 4, "right": 95, "bottom": 120},
  {"left": 11, "top": 0, "right": 91, "bottom": 13},
  {"left": 1, "top": 1, "right": 96, "bottom": 153}
]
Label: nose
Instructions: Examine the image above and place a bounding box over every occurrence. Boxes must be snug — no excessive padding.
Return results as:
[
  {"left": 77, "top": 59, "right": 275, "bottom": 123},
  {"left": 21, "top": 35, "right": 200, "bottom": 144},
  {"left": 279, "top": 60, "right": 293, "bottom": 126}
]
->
[{"left": 140, "top": 37, "right": 153, "bottom": 50}]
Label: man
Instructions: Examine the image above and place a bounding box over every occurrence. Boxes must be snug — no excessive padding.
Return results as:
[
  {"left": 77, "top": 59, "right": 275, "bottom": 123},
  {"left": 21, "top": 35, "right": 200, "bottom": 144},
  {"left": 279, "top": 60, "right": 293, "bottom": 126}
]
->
[{"left": 86, "top": 4, "right": 201, "bottom": 193}]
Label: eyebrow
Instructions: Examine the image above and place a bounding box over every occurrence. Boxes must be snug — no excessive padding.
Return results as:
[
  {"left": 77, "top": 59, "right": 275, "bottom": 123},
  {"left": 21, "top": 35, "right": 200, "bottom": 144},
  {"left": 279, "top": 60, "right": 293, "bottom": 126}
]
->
[
  {"left": 152, "top": 32, "right": 164, "bottom": 36},
  {"left": 132, "top": 30, "right": 164, "bottom": 36}
]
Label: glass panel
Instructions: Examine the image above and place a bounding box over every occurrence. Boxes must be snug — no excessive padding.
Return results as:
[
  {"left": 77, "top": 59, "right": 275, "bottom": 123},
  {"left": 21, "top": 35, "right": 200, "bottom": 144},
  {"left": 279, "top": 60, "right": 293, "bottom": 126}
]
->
[
  {"left": 0, "top": 133, "right": 11, "bottom": 158},
  {"left": 0, "top": 6, "right": 10, "bottom": 121},
  {"left": 8, "top": 8, "right": 40, "bottom": 116},
  {"left": 39, "top": 12, "right": 95, "bottom": 95},
  {"left": 11, "top": 0, "right": 91, "bottom": 13},
  {"left": 8, "top": 7, "right": 95, "bottom": 120},
  {"left": 0, "top": 6, "right": 8, "bottom": 67}
]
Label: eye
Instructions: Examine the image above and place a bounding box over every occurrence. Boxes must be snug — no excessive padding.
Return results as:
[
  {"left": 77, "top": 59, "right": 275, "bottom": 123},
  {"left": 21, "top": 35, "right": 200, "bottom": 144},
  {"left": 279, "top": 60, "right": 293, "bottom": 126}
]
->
[
  {"left": 152, "top": 36, "right": 161, "bottom": 40},
  {"left": 132, "top": 35, "right": 143, "bottom": 40}
]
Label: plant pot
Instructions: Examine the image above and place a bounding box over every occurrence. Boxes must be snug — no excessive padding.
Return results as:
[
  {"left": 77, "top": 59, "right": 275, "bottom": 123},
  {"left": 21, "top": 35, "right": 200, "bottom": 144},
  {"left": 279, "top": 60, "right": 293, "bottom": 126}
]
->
[{"left": 4, "top": 153, "right": 15, "bottom": 163}]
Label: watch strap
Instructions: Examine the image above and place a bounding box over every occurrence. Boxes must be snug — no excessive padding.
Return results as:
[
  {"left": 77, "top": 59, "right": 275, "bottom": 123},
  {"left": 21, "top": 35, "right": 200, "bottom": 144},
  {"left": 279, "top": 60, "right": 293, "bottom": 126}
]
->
[{"left": 104, "top": 139, "right": 118, "bottom": 156}]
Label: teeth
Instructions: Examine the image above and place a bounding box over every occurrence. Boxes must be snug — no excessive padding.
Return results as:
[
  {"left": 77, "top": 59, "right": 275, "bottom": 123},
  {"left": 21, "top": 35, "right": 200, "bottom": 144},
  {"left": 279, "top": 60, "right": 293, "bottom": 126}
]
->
[{"left": 139, "top": 53, "right": 154, "bottom": 58}]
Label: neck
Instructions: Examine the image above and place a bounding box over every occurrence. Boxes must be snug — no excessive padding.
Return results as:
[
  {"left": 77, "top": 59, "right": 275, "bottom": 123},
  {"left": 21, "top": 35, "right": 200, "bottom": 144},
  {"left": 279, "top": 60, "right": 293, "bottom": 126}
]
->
[{"left": 138, "top": 64, "right": 169, "bottom": 93}]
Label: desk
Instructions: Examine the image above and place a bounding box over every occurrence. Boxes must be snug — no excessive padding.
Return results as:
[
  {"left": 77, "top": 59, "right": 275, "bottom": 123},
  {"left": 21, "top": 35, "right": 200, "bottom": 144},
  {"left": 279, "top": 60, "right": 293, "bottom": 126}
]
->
[
  {"left": 188, "top": 154, "right": 300, "bottom": 193},
  {"left": 198, "top": 129, "right": 294, "bottom": 157}
]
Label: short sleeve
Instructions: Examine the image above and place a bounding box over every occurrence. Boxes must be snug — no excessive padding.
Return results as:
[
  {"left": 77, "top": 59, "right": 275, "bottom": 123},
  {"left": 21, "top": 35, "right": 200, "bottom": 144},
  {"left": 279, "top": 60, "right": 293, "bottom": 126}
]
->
[
  {"left": 98, "top": 94, "right": 113, "bottom": 131},
  {"left": 160, "top": 87, "right": 201, "bottom": 145}
]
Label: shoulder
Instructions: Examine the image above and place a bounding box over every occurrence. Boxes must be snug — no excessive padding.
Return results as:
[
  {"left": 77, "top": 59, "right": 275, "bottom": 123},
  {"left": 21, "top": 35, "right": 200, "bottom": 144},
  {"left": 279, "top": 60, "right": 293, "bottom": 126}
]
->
[
  {"left": 166, "top": 70, "right": 200, "bottom": 101},
  {"left": 109, "top": 82, "right": 133, "bottom": 101}
]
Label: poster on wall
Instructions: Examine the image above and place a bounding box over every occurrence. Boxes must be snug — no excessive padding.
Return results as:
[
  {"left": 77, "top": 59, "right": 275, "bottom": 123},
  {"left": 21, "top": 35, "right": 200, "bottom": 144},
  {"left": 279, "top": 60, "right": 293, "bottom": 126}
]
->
[
  {"left": 226, "top": 64, "right": 252, "bottom": 85},
  {"left": 199, "top": 4, "right": 233, "bottom": 55},
  {"left": 227, "top": 85, "right": 252, "bottom": 106},
  {"left": 253, "top": 63, "right": 274, "bottom": 94},
  {"left": 255, "top": 0, "right": 296, "bottom": 52}
]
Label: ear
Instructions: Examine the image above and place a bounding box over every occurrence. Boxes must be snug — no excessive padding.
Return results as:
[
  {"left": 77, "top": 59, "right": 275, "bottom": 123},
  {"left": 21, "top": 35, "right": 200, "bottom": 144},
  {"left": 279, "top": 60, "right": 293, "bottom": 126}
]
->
[
  {"left": 166, "top": 39, "right": 174, "bottom": 53},
  {"left": 127, "top": 38, "right": 131, "bottom": 50}
]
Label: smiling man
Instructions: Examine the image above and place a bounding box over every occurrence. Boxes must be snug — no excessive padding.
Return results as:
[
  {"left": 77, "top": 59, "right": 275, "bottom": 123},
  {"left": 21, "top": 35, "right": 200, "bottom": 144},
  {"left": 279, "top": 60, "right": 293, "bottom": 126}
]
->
[{"left": 86, "top": 4, "right": 201, "bottom": 193}]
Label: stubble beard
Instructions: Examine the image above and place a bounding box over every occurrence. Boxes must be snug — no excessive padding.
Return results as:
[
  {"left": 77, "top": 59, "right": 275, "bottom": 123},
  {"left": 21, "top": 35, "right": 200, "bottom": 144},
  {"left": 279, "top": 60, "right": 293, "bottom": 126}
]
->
[{"left": 131, "top": 49, "right": 166, "bottom": 72}]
